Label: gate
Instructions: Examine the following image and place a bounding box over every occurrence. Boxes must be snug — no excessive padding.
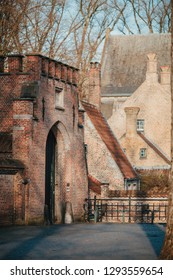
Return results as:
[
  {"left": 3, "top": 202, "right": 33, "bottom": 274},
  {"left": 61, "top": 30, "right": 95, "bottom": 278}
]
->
[
  {"left": 87, "top": 197, "right": 168, "bottom": 223},
  {"left": 45, "top": 129, "right": 56, "bottom": 224}
]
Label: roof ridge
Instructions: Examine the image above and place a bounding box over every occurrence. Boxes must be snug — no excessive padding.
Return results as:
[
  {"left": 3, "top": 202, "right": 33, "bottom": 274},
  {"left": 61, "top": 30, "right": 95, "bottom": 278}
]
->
[{"left": 138, "top": 132, "right": 171, "bottom": 165}]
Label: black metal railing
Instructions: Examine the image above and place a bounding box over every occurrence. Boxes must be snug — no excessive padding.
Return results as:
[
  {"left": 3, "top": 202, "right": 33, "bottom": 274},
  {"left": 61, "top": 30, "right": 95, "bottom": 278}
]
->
[{"left": 86, "top": 197, "right": 168, "bottom": 223}]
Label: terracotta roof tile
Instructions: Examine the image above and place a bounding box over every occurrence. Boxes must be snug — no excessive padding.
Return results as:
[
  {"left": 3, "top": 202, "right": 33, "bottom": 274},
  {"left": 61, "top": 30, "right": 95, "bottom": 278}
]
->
[
  {"left": 88, "top": 174, "right": 101, "bottom": 195},
  {"left": 82, "top": 101, "right": 137, "bottom": 179},
  {"left": 138, "top": 132, "right": 171, "bottom": 165}
]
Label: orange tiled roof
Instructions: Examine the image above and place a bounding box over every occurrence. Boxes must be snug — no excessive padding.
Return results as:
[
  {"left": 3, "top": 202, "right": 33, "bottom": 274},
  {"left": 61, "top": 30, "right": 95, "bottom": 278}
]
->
[
  {"left": 82, "top": 101, "right": 137, "bottom": 179},
  {"left": 138, "top": 132, "right": 171, "bottom": 165},
  {"left": 88, "top": 174, "right": 101, "bottom": 195}
]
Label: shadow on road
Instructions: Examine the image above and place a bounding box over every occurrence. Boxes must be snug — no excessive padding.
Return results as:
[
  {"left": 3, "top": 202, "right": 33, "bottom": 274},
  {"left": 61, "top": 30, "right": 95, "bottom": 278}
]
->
[
  {"left": 0, "top": 225, "right": 63, "bottom": 260},
  {"left": 139, "top": 223, "right": 166, "bottom": 257},
  {"left": 0, "top": 223, "right": 166, "bottom": 260}
]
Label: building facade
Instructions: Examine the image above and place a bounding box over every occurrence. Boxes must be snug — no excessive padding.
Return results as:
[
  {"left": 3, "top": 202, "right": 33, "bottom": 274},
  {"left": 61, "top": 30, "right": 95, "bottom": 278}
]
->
[
  {"left": 100, "top": 33, "right": 171, "bottom": 172},
  {"left": 82, "top": 63, "right": 139, "bottom": 192},
  {"left": 101, "top": 33, "right": 171, "bottom": 119},
  {"left": 108, "top": 53, "right": 171, "bottom": 170},
  {"left": 0, "top": 54, "right": 88, "bottom": 225}
]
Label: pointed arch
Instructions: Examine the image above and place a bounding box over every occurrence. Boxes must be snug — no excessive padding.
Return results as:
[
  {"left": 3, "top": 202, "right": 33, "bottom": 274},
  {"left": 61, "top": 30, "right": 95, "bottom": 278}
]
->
[{"left": 45, "top": 121, "right": 72, "bottom": 224}]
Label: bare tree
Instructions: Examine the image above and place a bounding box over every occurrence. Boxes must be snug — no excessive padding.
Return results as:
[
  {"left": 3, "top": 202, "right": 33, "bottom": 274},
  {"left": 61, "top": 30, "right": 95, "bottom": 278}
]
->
[
  {"left": 0, "top": 0, "right": 29, "bottom": 54},
  {"left": 160, "top": 0, "right": 173, "bottom": 260},
  {"left": 1, "top": 0, "right": 171, "bottom": 58},
  {"left": 68, "top": 0, "right": 127, "bottom": 95},
  {"left": 117, "top": 0, "right": 171, "bottom": 34},
  {"left": 0, "top": 0, "right": 171, "bottom": 97},
  {"left": 19, "top": 0, "right": 68, "bottom": 56}
]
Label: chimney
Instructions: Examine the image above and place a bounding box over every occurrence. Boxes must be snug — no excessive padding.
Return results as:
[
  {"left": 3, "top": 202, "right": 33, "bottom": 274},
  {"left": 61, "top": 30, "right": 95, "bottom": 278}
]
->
[
  {"left": 124, "top": 107, "right": 140, "bottom": 136},
  {"left": 146, "top": 53, "right": 158, "bottom": 83},
  {"left": 160, "top": 66, "right": 170, "bottom": 89},
  {"left": 88, "top": 62, "right": 101, "bottom": 108}
]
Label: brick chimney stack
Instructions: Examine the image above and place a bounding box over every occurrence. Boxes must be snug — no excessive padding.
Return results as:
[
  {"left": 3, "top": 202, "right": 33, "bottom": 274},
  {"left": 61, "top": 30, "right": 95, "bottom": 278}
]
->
[
  {"left": 88, "top": 62, "right": 101, "bottom": 108},
  {"left": 124, "top": 107, "right": 140, "bottom": 136},
  {"left": 146, "top": 53, "right": 158, "bottom": 83},
  {"left": 160, "top": 66, "right": 170, "bottom": 91}
]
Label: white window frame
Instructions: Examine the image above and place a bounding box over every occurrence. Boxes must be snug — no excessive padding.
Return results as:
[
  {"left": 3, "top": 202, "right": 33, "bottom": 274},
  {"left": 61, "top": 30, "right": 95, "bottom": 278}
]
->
[{"left": 137, "top": 119, "right": 144, "bottom": 132}]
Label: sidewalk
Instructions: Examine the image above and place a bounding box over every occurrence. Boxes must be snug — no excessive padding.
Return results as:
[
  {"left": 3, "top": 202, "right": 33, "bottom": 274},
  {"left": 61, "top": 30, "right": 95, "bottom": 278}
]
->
[{"left": 0, "top": 223, "right": 165, "bottom": 260}]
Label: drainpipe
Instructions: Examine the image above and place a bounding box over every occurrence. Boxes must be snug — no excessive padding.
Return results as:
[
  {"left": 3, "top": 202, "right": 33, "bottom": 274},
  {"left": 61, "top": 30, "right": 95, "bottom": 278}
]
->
[
  {"left": 84, "top": 143, "right": 91, "bottom": 221},
  {"left": 84, "top": 143, "right": 90, "bottom": 199}
]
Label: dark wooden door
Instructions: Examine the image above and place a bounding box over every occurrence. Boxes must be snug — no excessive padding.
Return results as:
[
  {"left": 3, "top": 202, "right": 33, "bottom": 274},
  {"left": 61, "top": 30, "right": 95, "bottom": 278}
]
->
[{"left": 45, "top": 130, "right": 56, "bottom": 224}]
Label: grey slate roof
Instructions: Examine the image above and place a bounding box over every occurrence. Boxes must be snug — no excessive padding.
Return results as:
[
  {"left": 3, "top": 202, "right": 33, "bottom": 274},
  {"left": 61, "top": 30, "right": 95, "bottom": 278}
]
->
[{"left": 101, "top": 33, "right": 171, "bottom": 96}]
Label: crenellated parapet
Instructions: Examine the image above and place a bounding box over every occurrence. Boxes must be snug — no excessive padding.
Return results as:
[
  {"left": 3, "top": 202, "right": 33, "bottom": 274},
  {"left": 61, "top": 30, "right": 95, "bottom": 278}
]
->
[{"left": 0, "top": 53, "right": 78, "bottom": 86}]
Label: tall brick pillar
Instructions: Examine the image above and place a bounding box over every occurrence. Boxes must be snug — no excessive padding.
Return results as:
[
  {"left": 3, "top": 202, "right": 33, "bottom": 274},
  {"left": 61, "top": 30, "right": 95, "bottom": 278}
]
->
[
  {"left": 13, "top": 99, "right": 33, "bottom": 164},
  {"left": 88, "top": 62, "right": 101, "bottom": 108},
  {"left": 12, "top": 99, "right": 34, "bottom": 224}
]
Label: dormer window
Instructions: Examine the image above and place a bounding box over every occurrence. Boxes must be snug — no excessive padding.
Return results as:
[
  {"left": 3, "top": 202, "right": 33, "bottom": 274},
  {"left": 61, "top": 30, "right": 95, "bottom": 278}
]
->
[
  {"left": 137, "top": 119, "right": 144, "bottom": 132},
  {"left": 55, "top": 87, "right": 64, "bottom": 110}
]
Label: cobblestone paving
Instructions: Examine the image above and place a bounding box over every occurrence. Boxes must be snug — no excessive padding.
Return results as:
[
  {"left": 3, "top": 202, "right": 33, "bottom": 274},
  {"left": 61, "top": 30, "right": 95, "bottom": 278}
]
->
[{"left": 0, "top": 223, "right": 166, "bottom": 260}]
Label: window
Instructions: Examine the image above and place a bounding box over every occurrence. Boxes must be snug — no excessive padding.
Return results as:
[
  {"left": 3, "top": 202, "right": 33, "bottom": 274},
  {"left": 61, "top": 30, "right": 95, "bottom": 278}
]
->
[
  {"left": 126, "top": 180, "right": 138, "bottom": 190},
  {"left": 140, "top": 148, "right": 147, "bottom": 158},
  {"left": 137, "top": 119, "right": 144, "bottom": 132},
  {"left": 55, "top": 87, "right": 64, "bottom": 109}
]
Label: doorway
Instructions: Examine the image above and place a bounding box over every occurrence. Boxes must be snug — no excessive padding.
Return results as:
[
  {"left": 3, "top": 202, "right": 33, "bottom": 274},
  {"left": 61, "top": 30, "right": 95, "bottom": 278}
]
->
[{"left": 45, "top": 129, "right": 56, "bottom": 224}]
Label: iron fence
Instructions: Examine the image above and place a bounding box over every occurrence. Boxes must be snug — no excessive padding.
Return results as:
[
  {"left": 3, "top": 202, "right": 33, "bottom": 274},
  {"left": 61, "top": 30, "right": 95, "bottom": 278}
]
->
[{"left": 86, "top": 197, "right": 168, "bottom": 223}]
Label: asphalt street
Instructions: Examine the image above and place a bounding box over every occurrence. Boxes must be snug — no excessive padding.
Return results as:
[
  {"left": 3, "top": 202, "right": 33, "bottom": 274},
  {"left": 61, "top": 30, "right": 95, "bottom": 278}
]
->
[{"left": 0, "top": 223, "right": 166, "bottom": 260}]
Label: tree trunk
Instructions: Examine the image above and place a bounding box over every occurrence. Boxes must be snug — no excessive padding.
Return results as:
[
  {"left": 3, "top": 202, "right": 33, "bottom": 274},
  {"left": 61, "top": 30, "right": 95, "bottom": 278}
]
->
[{"left": 159, "top": 1, "right": 173, "bottom": 260}]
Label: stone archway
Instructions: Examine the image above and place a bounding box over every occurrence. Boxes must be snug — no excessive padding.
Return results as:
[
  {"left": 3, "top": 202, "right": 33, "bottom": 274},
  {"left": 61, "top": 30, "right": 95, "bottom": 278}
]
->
[{"left": 45, "top": 122, "right": 71, "bottom": 224}]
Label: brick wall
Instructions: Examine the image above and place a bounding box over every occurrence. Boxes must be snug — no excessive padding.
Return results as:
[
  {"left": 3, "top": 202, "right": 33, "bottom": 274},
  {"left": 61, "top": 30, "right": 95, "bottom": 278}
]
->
[
  {"left": 0, "top": 175, "right": 14, "bottom": 225},
  {"left": 0, "top": 54, "right": 88, "bottom": 225}
]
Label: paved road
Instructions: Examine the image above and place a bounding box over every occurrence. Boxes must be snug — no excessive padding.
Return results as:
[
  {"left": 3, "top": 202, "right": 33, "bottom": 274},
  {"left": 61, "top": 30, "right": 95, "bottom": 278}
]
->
[{"left": 0, "top": 223, "right": 165, "bottom": 260}]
